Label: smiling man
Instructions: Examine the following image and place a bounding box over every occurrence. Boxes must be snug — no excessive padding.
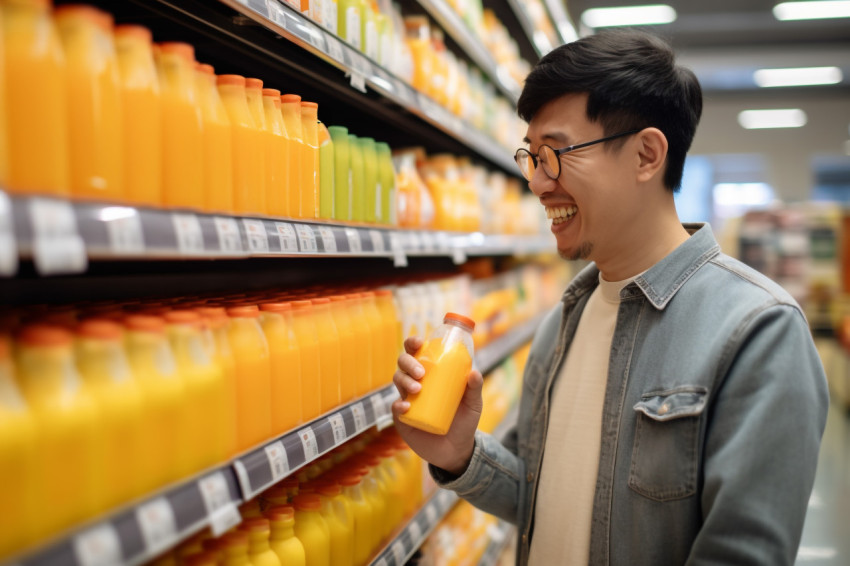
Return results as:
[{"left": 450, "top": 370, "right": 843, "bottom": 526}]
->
[{"left": 392, "top": 29, "right": 828, "bottom": 566}]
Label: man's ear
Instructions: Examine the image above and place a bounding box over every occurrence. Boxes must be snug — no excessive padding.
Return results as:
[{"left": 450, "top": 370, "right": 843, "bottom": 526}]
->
[{"left": 635, "top": 127, "right": 668, "bottom": 184}]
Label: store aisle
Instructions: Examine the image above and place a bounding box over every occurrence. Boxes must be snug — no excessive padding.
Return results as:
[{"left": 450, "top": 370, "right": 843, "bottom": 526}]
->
[{"left": 796, "top": 401, "right": 850, "bottom": 564}]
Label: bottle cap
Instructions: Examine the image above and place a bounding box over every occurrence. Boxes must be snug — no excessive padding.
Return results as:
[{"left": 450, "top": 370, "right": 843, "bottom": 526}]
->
[
  {"left": 281, "top": 94, "right": 302, "bottom": 103},
  {"left": 217, "top": 74, "right": 246, "bottom": 87},
  {"left": 238, "top": 517, "right": 270, "bottom": 533},
  {"left": 444, "top": 312, "right": 475, "bottom": 331},
  {"left": 245, "top": 78, "right": 263, "bottom": 89},
  {"left": 164, "top": 310, "right": 201, "bottom": 325},
  {"left": 196, "top": 63, "right": 214, "bottom": 75},
  {"left": 158, "top": 42, "right": 195, "bottom": 62},
  {"left": 264, "top": 505, "right": 295, "bottom": 521},
  {"left": 17, "top": 324, "right": 72, "bottom": 347},
  {"left": 262, "top": 88, "right": 281, "bottom": 97},
  {"left": 76, "top": 319, "right": 123, "bottom": 340},
  {"left": 226, "top": 305, "right": 261, "bottom": 318},
  {"left": 292, "top": 494, "right": 321, "bottom": 511},
  {"left": 114, "top": 24, "right": 152, "bottom": 43}
]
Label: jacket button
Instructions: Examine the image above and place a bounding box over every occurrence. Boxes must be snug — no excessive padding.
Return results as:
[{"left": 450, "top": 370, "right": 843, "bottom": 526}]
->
[
  {"left": 658, "top": 403, "right": 670, "bottom": 416},
  {"left": 526, "top": 472, "right": 534, "bottom": 482},
  {"left": 522, "top": 534, "right": 528, "bottom": 544}
]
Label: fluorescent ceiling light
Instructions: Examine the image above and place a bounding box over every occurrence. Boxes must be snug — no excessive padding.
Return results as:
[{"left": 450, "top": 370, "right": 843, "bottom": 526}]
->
[
  {"left": 754, "top": 66, "right": 843, "bottom": 87},
  {"left": 581, "top": 5, "right": 677, "bottom": 28},
  {"left": 713, "top": 183, "right": 775, "bottom": 207},
  {"left": 738, "top": 109, "right": 808, "bottom": 129},
  {"left": 773, "top": 1, "right": 850, "bottom": 20}
]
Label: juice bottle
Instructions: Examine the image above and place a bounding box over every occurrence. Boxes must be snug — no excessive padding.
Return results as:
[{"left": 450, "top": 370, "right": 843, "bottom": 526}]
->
[
  {"left": 327, "top": 126, "right": 350, "bottom": 222},
  {"left": 217, "top": 74, "right": 263, "bottom": 215},
  {"left": 337, "top": 473, "right": 373, "bottom": 563},
  {"left": 157, "top": 42, "right": 204, "bottom": 210},
  {"left": 226, "top": 305, "right": 272, "bottom": 450},
  {"left": 359, "top": 138, "right": 378, "bottom": 224},
  {"left": 75, "top": 319, "right": 145, "bottom": 508},
  {"left": 266, "top": 505, "right": 306, "bottom": 566},
  {"left": 365, "top": 445, "right": 403, "bottom": 529},
  {"left": 374, "top": 289, "right": 401, "bottom": 386},
  {"left": 259, "top": 302, "right": 302, "bottom": 434},
  {"left": 182, "top": 552, "right": 219, "bottom": 566},
  {"left": 360, "top": 0, "right": 377, "bottom": 59},
  {"left": 322, "top": 0, "right": 338, "bottom": 35},
  {"left": 355, "top": 460, "right": 388, "bottom": 543},
  {"left": 344, "top": 293, "right": 371, "bottom": 396},
  {"left": 404, "top": 16, "right": 432, "bottom": 94},
  {"left": 263, "top": 88, "right": 289, "bottom": 217},
  {"left": 56, "top": 5, "right": 123, "bottom": 202},
  {"left": 316, "top": 483, "right": 354, "bottom": 566},
  {"left": 0, "top": 333, "right": 38, "bottom": 557},
  {"left": 239, "top": 517, "right": 282, "bottom": 566},
  {"left": 311, "top": 298, "right": 341, "bottom": 413},
  {"left": 360, "top": 292, "right": 385, "bottom": 391},
  {"left": 348, "top": 135, "right": 365, "bottom": 222},
  {"left": 300, "top": 102, "right": 320, "bottom": 219},
  {"left": 280, "top": 94, "right": 305, "bottom": 218},
  {"left": 328, "top": 296, "right": 356, "bottom": 404},
  {"left": 3, "top": 0, "right": 69, "bottom": 195},
  {"left": 318, "top": 121, "right": 334, "bottom": 220},
  {"left": 200, "top": 537, "right": 225, "bottom": 562},
  {"left": 240, "top": 498, "right": 263, "bottom": 519},
  {"left": 375, "top": 142, "right": 395, "bottom": 225},
  {"left": 290, "top": 300, "right": 322, "bottom": 421},
  {"left": 375, "top": 11, "right": 390, "bottom": 68},
  {"left": 221, "top": 531, "right": 251, "bottom": 566},
  {"left": 0, "top": 5, "right": 8, "bottom": 186},
  {"left": 123, "top": 314, "right": 192, "bottom": 487},
  {"left": 292, "top": 494, "right": 331, "bottom": 566},
  {"left": 245, "top": 78, "right": 268, "bottom": 215},
  {"left": 398, "top": 313, "right": 475, "bottom": 435},
  {"left": 195, "top": 306, "right": 238, "bottom": 457},
  {"left": 195, "top": 64, "right": 234, "bottom": 213},
  {"left": 115, "top": 25, "right": 162, "bottom": 207},
  {"left": 337, "top": 0, "right": 361, "bottom": 50},
  {"left": 15, "top": 324, "right": 100, "bottom": 538}
]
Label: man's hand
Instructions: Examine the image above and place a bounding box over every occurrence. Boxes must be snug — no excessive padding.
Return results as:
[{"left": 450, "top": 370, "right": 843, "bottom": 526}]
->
[{"left": 391, "top": 335, "right": 484, "bottom": 476}]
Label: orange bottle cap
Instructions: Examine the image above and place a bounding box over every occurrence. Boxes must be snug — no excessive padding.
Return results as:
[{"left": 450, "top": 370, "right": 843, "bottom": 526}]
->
[
  {"left": 158, "top": 42, "right": 195, "bottom": 62},
  {"left": 238, "top": 517, "right": 270, "bottom": 533},
  {"left": 328, "top": 295, "right": 349, "bottom": 303},
  {"left": 444, "top": 312, "right": 475, "bottom": 330},
  {"left": 94, "top": 9, "right": 114, "bottom": 32},
  {"left": 123, "top": 314, "right": 166, "bottom": 333},
  {"left": 54, "top": 4, "right": 101, "bottom": 23},
  {"left": 76, "top": 319, "right": 123, "bottom": 340},
  {"left": 226, "top": 305, "right": 260, "bottom": 318},
  {"left": 265, "top": 505, "right": 295, "bottom": 521},
  {"left": 164, "top": 310, "right": 201, "bottom": 325},
  {"left": 196, "top": 63, "right": 214, "bottom": 75},
  {"left": 17, "top": 324, "right": 73, "bottom": 347},
  {"left": 114, "top": 24, "right": 153, "bottom": 43},
  {"left": 281, "top": 94, "right": 302, "bottom": 103},
  {"left": 217, "top": 74, "right": 246, "bottom": 86},
  {"left": 317, "top": 483, "right": 342, "bottom": 497},
  {"left": 245, "top": 77, "right": 263, "bottom": 89},
  {"left": 258, "top": 302, "right": 291, "bottom": 313},
  {"left": 310, "top": 298, "right": 330, "bottom": 305},
  {"left": 337, "top": 474, "right": 361, "bottom": 487},
  {"left": 262, "top": 88, "right": 281, "bottom": 97},
  {"left": 292, "top": 494, "right": 321, "bottom": 511},
  {"left": 375, "top": 289, "right": 393, "bottom": 297},
  {"left": 221, "top": 531, "right": 249, "bottom": 547},
  {"left": 301, "top": 101, "right": 318, "bottom": 109},
  {"left": 291, "top": 300, "right": 312, "bottom": 310}
]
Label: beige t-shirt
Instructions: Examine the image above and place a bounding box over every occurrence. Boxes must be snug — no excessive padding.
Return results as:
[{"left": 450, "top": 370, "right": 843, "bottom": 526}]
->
[{"left": 528, "top": 273, "right": 634, "bottom": 565}]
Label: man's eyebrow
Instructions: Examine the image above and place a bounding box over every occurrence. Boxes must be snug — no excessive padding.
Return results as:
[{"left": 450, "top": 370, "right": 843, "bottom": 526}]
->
[{"left": 522, "top": 132, "right": 570, "bottom": 146}]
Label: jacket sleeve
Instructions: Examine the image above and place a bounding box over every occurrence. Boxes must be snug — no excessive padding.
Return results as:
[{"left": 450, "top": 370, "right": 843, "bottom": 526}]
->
[{"left": 687, "top": 304, "right": 829, "bottom": 565}]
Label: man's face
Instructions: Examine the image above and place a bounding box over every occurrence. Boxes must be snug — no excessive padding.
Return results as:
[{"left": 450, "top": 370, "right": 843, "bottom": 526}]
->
[{"left": 524, "top": 93, "right": 639, "bottom": 262}]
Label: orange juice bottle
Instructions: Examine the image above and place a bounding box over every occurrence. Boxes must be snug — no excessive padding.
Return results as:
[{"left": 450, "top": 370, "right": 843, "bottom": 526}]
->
[
  {"left": 195, "top": 64, "right": 234, "bottom": 213},
  {"left": 359, "top": 138, "right": 378, "bottom": 224},
  {"left": 348, "top": 135, "right": 365, "bottom": 222},
  {"left": 157, "top": 42, "right": 204, "bottom": 209},
  {"left": 316, "top": 483, "right": 354, "bottom": 566},
  {"left": 318, "top": 121, "right": 334, "bottom": 220},
  {"left": 404, "top": 16, "right": 432, "bottom": 94},
  {"left": 15, "top": 324, "right": 101, "bottom": 539},
  {"left": 240, "top": 498, "right": 263, "bottom": 520},
  {"left": 3, "top": 0, "right": 69, "bottom": 196},
  {"left": 327, "top": 126, "right": 350, "bottom": 222},
  {"left": 259, "top": 302, "right": 302, "bottom": 434},
  {"left": 0, "top": 5, "right": 8, "bottom": 186},
  {"left": 365, "top": 444, "right": 403, "bottom": 528},
  {"left": 292, "top": 494, "right": 331, "bottom": 566},
  {"left": 290, "top": 300, "right": 322, "bottom": 422},
  {"left": 245, "top": 78, "right": 268, "bottom": 215},
  {"left": 398, "top": 313, "right": 474, "bottom": 435},
  {"left": 56, "top": 5, "right": 123, "bottom": 202},
  {"left": 240, "top": 518, "right": 282, "bottom": 566},
  {"left": 263, "top": 88, "right": 289, "bottom": 217},
  {"left": 337, "top": 474, "right": 373, "bottom": 566},
  {"left": 328, "top": 296, "right": 356, "bottom": 404},
  {"left": 75, "top": 319, "right": 145, "bottom": 508},
  {"left": 300, "top": 102, "right": 320, "bottom": 219},
  {"left": 374, "top": 289, "right": 401, "bottom": 385},
  {"left": 221, "top": 531, "right": 252, "bottom": 566},
  {"left": 344, "top": 293, "right": 371, "bottom": 397},
  {"left": 0, "top": 333, "right": 38, "bottom": 557},
  {"left": 311, "top": 298, "right": 341, "bottom": 413},
  {"left": 123, "top": 314, "right": 192, "bottom": 487},
  {"left": 280, "top": 94, "right": 305, "bottom": 218},
  {"left": 226, "top": 305, "right": 272, "bottom": 450},
  {"left": 360, "top": 292, "right": 385, "bottom": 391},
  {"left": 217, "top": 74, "right": 263, "bottom": 215},
  {"left": 195, "top": 307, "right": 238, "bottom": 457},
  {"left": 266, "top": 505, "right": 306, "bottom": 566}
]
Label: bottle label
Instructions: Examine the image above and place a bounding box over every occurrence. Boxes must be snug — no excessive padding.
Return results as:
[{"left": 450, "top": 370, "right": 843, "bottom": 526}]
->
[
  {"left": 365, "top": 20, "right": 378, "bottom": 59},
  {"left": 155, "top": 342, "right": 177, "bottom": 376},
  {"left": 325, "top": 0, "right": 338, "bottom": 34},
  {"left": 375, "top": 182, "right": 383, "bottom": 221},
  {"left": 0, "top": 372, "right": 26, "bottom": 411},
  {"left": 346, "top": 8, "right": 361, "bottom": 49},
  {"left": 348, "top": 169, "right": 354, "bottom": 219}
]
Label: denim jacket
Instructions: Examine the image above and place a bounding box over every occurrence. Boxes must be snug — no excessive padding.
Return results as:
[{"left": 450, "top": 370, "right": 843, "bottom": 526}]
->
[{"left": 431, "top": 224, "right": 829, "bottom": 566}]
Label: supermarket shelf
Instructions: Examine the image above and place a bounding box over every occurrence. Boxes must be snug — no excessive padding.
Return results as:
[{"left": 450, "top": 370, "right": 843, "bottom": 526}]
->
[
  {"left": 476, "top": 311, "right": 546, "bottom": 375},
  {"left": 505, "top": 0, "right": 554, "bottom": 56},
  {"left": 542, "top": 0, "right": 578, "bottom": 45},
  {"left": 415, "top": 0, "right": 521, "bottom": 103},
  {"left": 1, "top": 190, "right": 554, "bottom": 276},
  {"left": 479, "top": 520, "right": 515, "bottom": 566}
]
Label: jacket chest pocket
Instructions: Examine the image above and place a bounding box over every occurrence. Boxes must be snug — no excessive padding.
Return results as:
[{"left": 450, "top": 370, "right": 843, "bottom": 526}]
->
[{"left": 628, "top": 386, "right": 708, "bottom": 502}]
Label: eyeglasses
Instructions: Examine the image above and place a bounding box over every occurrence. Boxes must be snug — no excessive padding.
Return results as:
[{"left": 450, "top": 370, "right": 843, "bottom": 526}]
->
[{"left": 514, "top": 129, "right": 642, "bottom": 181}]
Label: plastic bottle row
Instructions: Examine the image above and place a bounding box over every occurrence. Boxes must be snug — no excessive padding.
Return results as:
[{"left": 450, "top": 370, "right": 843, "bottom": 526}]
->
[{"left": 154, "top": 426, "right": 425, "bottom": 566}]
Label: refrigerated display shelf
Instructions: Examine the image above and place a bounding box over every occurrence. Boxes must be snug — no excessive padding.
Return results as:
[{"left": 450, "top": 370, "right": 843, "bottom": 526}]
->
[
  {"left": 479, "top": 520, "right": 515, "bottom": 566},
  {"left": 475, "top": 311, "right": 545, "bottom": 375},
  {"left": 505, "top": 0, "right": 554, "bottom": 56},
  {"left": 542, "top": 0, "right": 578, "bottom": 44}
]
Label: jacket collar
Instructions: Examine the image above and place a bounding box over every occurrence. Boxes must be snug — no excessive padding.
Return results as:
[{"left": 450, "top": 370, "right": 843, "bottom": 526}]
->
[{"left": 561, "top": 223, "right": 721, "bottom": 311}]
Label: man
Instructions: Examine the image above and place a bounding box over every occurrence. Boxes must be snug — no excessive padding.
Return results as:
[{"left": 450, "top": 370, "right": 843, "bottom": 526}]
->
[{"left": 391, "top": 29, "right": 828, "bottom": 565}]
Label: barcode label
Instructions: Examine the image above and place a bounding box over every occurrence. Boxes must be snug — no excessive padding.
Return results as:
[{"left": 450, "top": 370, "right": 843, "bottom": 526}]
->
[
  {"left": 198, "top": 472, "right": 233, "bottom": 515},
  {"left": 298, "top": 426, "right": 319, "bottom": 459},
  {"left": 295, "top": 224, "right": 317, "bottom": 252},
  {"left": 242, "top": 219, "right": 269, "bottom": 252},
  {"left": 73, "top": 524, "right": 122, "bottom": 566},
  {"left": 351, "top": 402, "right": 367, "bottom": 432},
  {"left": 317, "top": 226, "right": 337, "bottom": 252},
  {"left": 325, "top": 35, "right": 344, "bottom": 62},
  {"left": 214, "top": 217, "right": 243, "bottom": 252},
  {"left": 328, "top": 412, "right": 347, "bottom": 444},
  {"left": 408, "top": 520, "right": 422, "bottom": 542},
  {"left": 425, "top": 504, "right": 438, "bottom": 524},
  {"left": 274, "top": 222, "right": 299, "bottom": 252},
  {"left": 370, "top": 393, "right": 387, "bottom": 419},
  {"left": 136, "top": 497, "right": 177, "bottom": 554},
  {"left": 105, "top": 209, "right": 145, "bottom": 253},
  {"left": 0, "top": 192, "right": 16, "bottom": 276},
  {"left": 391, "top": 540, "right": 406, "bottom": 565},
  {"left": 369, "top": 229, "right": 385, "bottom": 252},
  {"left": 345, "top": 228, "right": 362, "bottom": 253},
  {"left": 172, "top": 213, "right": 204, "bottom": 253},
  {"left": 29, "top": 198, "right": 87, "bottom": 274},
  {"left": 265, "top": 440, "right": 290, "bottom": 481}
]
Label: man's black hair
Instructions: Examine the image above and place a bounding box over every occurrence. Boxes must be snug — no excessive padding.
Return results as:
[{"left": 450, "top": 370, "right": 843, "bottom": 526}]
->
[{"left": 517, "top": 29, "right": 702, "bottom": 192}]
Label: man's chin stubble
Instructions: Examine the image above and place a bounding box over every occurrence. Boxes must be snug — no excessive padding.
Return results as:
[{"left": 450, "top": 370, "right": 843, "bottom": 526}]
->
[{"left": 558, "top": 241, "right": 593, "bottom": 261}]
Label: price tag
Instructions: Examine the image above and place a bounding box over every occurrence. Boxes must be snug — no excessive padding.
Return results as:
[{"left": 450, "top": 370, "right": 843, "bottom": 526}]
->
[
  {"left": 73, "top": 524, "right": 122, "bottom": 566},
  {"left": 215, "top": 217, "right": 243, "bottom": 253},
  {"left": 344, "top": 228, "right": 362, "bottom": 253},
  {"left": 406, "top": 231, "right": 421, "bottom": 251},
  {"left": 452, "top": 248, "right": 467, "bottom": 265},
  {"left": 265, "top": 440, "right": 290, "bottom": 481},
  {"left": 0, "top": 192, "right": 17, "bottom": 276},
  {"left": 242, "top": 219, "right": 269, "bottom": 253},
  {"left": 350, "top": 402, "right": 367, "bottom": 432},
  {"left": 172, "top": 213, "right": 204, "bottom": 254},
  {"left": 29, "top": 198, "right": 87, "bottom": 275},
  {"left": 327, "top": 412, "right": 347, "bottom": 444},
  {"left": 295, "top": 224, "right": 317, "bottom": 252},
  {"left": 308, "top": 27, "right": 326, "bottom": 51},
  {"left": 425, "top": 504, "right": 438, "bottom": 525},
  {"left": 209, "top": 504, "right": 242, "bottom": 537},
  {"left": 370, "top": 393, "right": 387, "bottom": 420},
  {"left": 420, "top": 231, "right": 435, "bottom": 252},
  {"left": 369, "top": 229, "right": 386, "bottom": 253},
  {"left": 325, "top": 35, "right": 345, "bottom": 63},
  {"left": 104, "top": 208, "right": 144, "bottom": 254},
  {"left": 198, "top": 471, "right": 234, "bottom": 516},
  {"left": 373, "top": 558, "right": 388, "bottom": 566},
  {"left": 390, "top": 232, "right": 407, "bottom": 267},
  {"left": 267, "top": 0, "right": 287, "bottom": 26},
  {"left": 394, "top": 79, "right": 414, "bottom": 106},
  {"left": 274, "top": 222, "right": 299, "bottom": 253},
  {"left": 317, "top": 226, "right": 337, "bottom": 253},
  {"left": 298, "top": 426, "right": 319, "bottom": 460},
  {"left": 349, "top": 70, "right": 367, "bottom": 93},
  {"left": 391, "top": 540, "right": 406, "bottom": 565},
  {"left": 136, "top": 497, "right": 177, "bottom": 554},
  {"left": 407, "top": 520, "right": 422, "bottom": 543}
]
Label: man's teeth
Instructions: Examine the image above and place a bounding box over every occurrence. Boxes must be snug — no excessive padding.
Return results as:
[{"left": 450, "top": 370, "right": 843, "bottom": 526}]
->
[{"left": 546, "top": 206, "right": 577, "bottom": 224}]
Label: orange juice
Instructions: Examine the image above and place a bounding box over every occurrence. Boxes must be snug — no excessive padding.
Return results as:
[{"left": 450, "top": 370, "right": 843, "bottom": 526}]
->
[
  {"left": 196, "top": 307, "right": 238, "bottom": 457},
  {"left": 366, "top": 444, "right": 403, "bottom": 528},
  {"left": 280, "top": 94, "right": 305, "bottom": 218},
  {"left": 312, "top": 298, "right": 341, "bottom": 413},
  {"left": 316, "top": 483, "right": 354, "bottom": 566},
  {"left": 259, "top": 302, "right": 302, "bottom": 434},
  {"left": 328, "top": 296, "right": 356, "bottom": 404},
  {"left": 218, "top": 75, "right": 264, "bottom": 215},
  {"left": 0, "top": 5, "right": 7, "bottom": 186},
  {"left": 263, "top": 88, "right": 290, "bottom": 217},
  {"left": 338, "top": 474, "right": 373, "bottom": 566},
  {"left": 15, "top": 324, "right": 101, "bottom": 539},
  {"left": 226, "top": 305, "right": 272, "bottom": 450},
  {"left": 291, "top": 300, "right": 322, "bottom": 422},
  {"left": 398, "top": 313, "right": 474, "bottom": 435},
  {"left": 293, "top": 494, "right": 331, "bottom": 566},
  {"left": 344, "top": 293, "right": 371, "bottom": 397},
  {"left": 360, "top": 292, "right": 384, "bottom": 391},
  {"left": 221, "top": 531, "right": 252, "bottom": 566},
  {"left": 157, "top": 42, "right": 204, "bottom": 209},
  {"left": 327, "top": 126, "right": 350, "bottom": 221},
  {"left": 3, "top": 0, "right": 69, "bottom": 196},
  {"left": 195, "top": 64, "right": 234, "bottom": 213},
  {"left": 245, "top": 78, "right": 268, "bottom": 215},
  {"left": 318, "top": 121, "right": 334, "bottom": 219},
  {"left": 300, "top": 102, "right": 320, "bottom": 219},
  {"left": 374, "top": 289, "right": 401, "bottom": 386},
  {"left": 0, "top": 333, "right": 38, "bottom": 557},
  {"left": 115, "top": 25, "right": 161, "bottom": 206},
  {"left": 266, "top": 505, "right": 306, "bottom": 566},
  {"left": 240, "top": 518, "right": 282, "bottom": 566},
  {"left": 359, "top": 457, "right": 391, "bottom": 541}
]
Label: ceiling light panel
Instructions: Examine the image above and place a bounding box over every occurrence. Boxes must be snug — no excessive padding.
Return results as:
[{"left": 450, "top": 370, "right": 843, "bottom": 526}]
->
[
  {"left": 754, "top": 66, "right": 844, "bottom": 87},
  {"left": 738, "top": 109, "right": 808, "bottom": 129},
  {"left": 773, "top": 1, "right": 850, "bottom": 21},
  {"left": 581, "top": 4, "right": 677, "bottom": 28}
]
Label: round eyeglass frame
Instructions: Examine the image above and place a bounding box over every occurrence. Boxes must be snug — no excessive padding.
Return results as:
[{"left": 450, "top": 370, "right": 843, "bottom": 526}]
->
[{"left": 514, "top": 129, "right": 642, "bottom": 181}]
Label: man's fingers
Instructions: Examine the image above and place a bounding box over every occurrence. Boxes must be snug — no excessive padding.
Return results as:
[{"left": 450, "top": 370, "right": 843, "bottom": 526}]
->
[
  {"left": 392, "top": 369, "right": 422, "bottom": 400},
  {"left": 397, "top": 352, "right": 425, "bottom": 380},
  {"left": 403, "top": 335, "right": 424, "bottom": 355}
]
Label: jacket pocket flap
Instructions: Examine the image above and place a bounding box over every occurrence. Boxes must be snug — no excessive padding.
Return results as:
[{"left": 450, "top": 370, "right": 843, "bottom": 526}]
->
[{"left": 633, "top": 387, "right": 708, "bottom": 422}]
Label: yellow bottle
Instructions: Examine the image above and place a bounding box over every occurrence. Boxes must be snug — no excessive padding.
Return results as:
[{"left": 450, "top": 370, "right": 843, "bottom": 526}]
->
[
  {"left": 240, "top": 517, "right": 282, "bottom": 566},
  {"left": 358, "top": 460, "right": 389, "bottom": 543},
  {"left": 338, "top": 473, "right": 373, "bottom": 565},
  {"left": 300, "top": 102, "right": 320, "bottom": 219},
  {"left": 195, "top": 63, "right": 234, "bottom": 213},
  {"left": 0, "top": 5, "right": 7, "bottom": 186},
  {"left": 338, "top": 0, "right": 361, "bottom": 50},
  {"left": 360, "top": 292, "right": 385, "bottom": 391},
  {"left": 195, "top": 306, "right": 239, "bottom": 457},
  {"left": 374, "top": 290, "right": 401, "bottom": 386},
  {"left": 327, "top": 126, "right": 350, "bottom": 222},
  {"left": 259, "top": 302, "right": 302, "bottom": 434},
  {"left": 366, "top": 444, "right": 403, "bottom": 529},
  {"left": 359, "top": 138, "right": 378, "bottom": 224},
  {"left": 316, "top": 484, "right": 354, "bottom": 566},
  {"left": 360, "top": 0, "right": 377, "bottom": 59},
  {"left": 280, "top": 94, "right": 305, "bottom": 218},
  {"left": 266, "top": 505, "right": 306, "bottom": 566},
  {"left": 318, "top": 121, "right": 334, "bottom": 220},
  {"left": 262, "top": 88, "right": 290, "bottom": 217},
  {"left": 75, "top": 319, "right": 145, "bottom": 509},
  {"left": 217, "top": 74, "right": 263, "bottom": 215},
  {"left": 344, "top": 293, "right": 372, "bottom": 397},
  {"left": 0, "top": 333, "right": 38, "bottom": 558},
  {"left": 15, "top": 324, "right": 101, "bottom": 539},
  {"left": 311, "top": 298, "right": 341, "bottom": 413},
  {"left": 240, "top": 498, "right": 263, "bottom": 520},
  {"left": 290, "top": 300, "right": 322, "bottom": 422},
  {"left": 328, "top": 296, "right": 357, "bottom": 404},
  {"left": 3, "top": 0, "right": 69, "bottom": 196},
  {"left": 293, "top": 494, "right": 331, "bottom": 566},
  {"left": 348, "top": 135, "right": 365, "bottom": 222},
  {"left": 115, "top": 24, "right": 162, "bottom": 207},
  {"left": 221, "top": 531, "right": 252, "bottom": 566},
  {"left": 375, "top": 142, "right": 396, "bottom": 225},
  {"left": 245, "top": 78, "right": 268, "bottom": 215}
]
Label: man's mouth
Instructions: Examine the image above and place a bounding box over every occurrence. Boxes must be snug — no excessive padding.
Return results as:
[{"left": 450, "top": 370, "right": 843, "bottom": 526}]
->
[{"left": 545, "top": 205, "right": 577, "bottom": 225}]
